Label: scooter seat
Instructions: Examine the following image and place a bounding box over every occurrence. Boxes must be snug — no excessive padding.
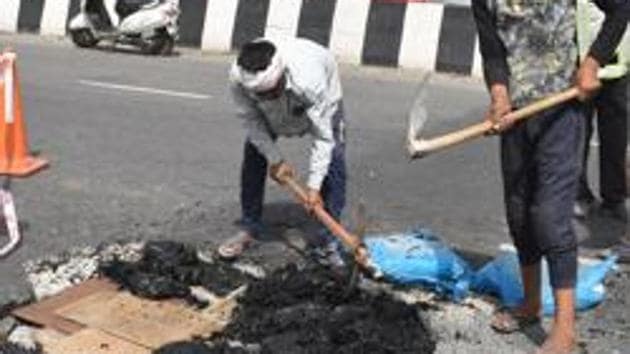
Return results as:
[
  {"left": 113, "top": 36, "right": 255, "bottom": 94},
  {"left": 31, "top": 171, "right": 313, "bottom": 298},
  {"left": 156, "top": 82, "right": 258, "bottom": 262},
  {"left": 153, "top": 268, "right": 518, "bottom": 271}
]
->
[{"left": 115, "top": 0, "right": 158, "bottom": 19}]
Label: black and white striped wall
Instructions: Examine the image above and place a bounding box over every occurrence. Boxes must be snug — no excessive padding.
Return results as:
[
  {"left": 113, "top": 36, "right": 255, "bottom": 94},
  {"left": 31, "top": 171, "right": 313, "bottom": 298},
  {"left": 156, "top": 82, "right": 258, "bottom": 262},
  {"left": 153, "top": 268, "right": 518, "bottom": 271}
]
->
[{"left": 0, "top": 0, "right": 483, "bottom": 77}]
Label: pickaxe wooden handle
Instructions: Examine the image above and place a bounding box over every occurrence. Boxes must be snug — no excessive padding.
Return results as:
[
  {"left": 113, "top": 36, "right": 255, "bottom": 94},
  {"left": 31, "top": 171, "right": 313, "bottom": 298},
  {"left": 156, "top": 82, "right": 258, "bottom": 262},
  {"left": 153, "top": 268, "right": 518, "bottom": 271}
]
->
[
  {"left": 408, "top": 87, "right": 580, "bottom": 159},
  {"left": 278, "top": 175, "right": 378, "bottom": 275},
  {"left": 282, "top": 176, "right": 363, "bottom": 251}
]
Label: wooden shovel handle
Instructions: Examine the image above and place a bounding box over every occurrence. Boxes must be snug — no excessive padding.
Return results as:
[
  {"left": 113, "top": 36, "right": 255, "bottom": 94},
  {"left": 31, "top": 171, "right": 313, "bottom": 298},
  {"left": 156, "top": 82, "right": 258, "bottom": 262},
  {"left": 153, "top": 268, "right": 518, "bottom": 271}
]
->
[
  {"left": 410, "top": 87, "right": 580, "bottom": 158},
  {"left": 281, "top": 176, "right": 363, "bottom": 252}
]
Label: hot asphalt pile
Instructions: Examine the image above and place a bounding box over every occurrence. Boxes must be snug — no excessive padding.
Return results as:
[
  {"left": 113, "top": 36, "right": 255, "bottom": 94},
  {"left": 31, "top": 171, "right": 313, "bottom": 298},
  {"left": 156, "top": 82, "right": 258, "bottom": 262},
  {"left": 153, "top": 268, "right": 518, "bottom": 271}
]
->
[
  {"left": 103, "top": 241, "right": 436, "bottom": 353},
  {"left": 101, "top": 241, "right": 251, "bottom": 301},
  {"left": 212, "top": 263, "right": 436, "bottom": 353}
]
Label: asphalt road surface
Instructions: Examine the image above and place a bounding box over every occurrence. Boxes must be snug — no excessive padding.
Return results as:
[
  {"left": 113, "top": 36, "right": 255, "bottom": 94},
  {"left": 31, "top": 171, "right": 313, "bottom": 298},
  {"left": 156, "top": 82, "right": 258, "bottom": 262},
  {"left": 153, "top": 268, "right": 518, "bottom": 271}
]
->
[{"left": 0, "top": 34, "right": 626, "bottom": 323}]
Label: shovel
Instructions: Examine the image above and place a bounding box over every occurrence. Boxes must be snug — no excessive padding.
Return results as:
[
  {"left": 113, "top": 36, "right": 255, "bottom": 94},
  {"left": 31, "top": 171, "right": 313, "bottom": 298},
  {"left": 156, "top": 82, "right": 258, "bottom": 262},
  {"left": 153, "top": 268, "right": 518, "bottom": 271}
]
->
[{"left": 275, "top": 174, "right": 382, "bottom": 279}]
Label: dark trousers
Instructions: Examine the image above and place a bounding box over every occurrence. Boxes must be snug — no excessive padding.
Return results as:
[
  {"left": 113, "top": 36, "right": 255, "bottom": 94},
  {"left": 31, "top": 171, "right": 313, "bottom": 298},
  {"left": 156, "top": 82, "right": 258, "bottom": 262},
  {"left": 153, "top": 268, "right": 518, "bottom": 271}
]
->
[
  {"left": 501, "top": 102, "right": 583, "bottom": 289},
  {"left": 578, "top": 75, "right": 629, "bottom": 205},
  {"left": 239, "top": 105, "right": 346, "bottom": 245}
]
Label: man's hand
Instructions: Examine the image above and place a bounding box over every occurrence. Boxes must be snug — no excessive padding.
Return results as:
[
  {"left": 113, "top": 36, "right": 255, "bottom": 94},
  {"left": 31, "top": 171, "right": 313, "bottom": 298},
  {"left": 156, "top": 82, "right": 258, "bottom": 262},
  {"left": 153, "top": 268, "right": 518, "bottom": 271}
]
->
[
  {"left": 486, "top": 84, "right": 513, "bottom": 134},
  {"left": 269, "top": 161, "right": 295, "bottom": 184},
  {"left": 305, "top": 188, "right": 323, "bottom": 213},
  {"left": 576, "top": 56, "right": 601, "bottom": 101}
]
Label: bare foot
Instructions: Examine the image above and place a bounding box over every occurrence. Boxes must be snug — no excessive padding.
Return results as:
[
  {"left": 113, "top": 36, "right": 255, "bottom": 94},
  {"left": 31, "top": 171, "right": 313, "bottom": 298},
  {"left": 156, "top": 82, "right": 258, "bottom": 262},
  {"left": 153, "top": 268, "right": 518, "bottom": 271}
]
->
[
  {"left": 491, "top": 305, "right": 541, "bottom": 333},
  {"left": 534, "top": 329, "right": 575, "bottom": 354}
]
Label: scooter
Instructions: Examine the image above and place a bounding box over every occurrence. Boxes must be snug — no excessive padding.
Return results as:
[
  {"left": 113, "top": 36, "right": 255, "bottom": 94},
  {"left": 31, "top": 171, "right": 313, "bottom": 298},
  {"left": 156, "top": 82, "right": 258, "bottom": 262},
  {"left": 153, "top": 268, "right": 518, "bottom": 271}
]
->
[{"left": 68, "top": 0, "right": 180, "bottom": 55}]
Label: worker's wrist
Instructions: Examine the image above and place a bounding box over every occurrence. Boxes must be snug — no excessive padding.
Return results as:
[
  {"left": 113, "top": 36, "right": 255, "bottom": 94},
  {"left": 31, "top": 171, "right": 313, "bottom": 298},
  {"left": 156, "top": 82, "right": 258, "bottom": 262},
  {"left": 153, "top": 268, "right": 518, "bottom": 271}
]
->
[
  {"left": 581, "top": 55, "right": 601, "bottom": 74},
  {"left": 490, "top": 84, "right": 509, "bottom": 103}
]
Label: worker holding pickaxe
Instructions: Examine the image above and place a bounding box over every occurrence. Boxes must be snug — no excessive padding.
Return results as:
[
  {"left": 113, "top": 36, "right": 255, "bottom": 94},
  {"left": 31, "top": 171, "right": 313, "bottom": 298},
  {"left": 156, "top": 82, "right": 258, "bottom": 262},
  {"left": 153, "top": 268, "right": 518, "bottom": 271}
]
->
[
  {"left": 472, "top": 0, "right": 629, "bottom": 353},
  {"left": 219, "top": 37, "right": 347, "bottom": 270}
]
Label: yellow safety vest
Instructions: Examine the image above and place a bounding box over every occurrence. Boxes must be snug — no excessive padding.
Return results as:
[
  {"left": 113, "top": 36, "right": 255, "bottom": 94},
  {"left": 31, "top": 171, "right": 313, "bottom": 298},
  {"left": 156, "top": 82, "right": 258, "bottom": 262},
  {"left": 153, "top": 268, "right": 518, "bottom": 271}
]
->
[{"left": 577, "top": 0, "right": 630, "bottom": 79}]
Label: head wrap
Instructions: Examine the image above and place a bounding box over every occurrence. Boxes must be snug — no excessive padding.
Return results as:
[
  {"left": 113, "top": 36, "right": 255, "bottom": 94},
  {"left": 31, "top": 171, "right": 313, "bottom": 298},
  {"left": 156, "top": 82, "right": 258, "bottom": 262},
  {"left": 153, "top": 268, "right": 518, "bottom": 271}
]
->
[{"left": 230, "top": 47, "right": 285, "bottom": 92}]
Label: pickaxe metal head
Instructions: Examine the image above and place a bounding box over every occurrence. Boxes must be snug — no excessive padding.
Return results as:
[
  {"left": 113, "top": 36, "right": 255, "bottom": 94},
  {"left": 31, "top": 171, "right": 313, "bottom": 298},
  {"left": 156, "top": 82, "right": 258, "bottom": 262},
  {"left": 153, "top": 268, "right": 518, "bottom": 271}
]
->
[
  {"left": 406, "top": 73, "right": 432, "bottom": 159},
  {"left": 406, "top": 73, "right": 492, "bottom": 159}
]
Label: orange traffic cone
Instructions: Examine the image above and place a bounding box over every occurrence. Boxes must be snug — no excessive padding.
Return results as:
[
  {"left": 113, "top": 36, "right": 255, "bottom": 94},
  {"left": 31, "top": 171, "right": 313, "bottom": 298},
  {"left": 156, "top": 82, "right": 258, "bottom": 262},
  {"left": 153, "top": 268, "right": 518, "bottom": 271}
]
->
[{"left": 0, "top": 50, "right": 48, "bottom": 177}]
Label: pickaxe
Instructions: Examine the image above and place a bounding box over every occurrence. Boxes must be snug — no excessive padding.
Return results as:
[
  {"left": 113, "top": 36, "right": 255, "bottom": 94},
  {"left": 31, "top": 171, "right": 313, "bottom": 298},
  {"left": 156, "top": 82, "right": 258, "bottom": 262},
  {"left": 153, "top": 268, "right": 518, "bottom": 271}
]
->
[
  {"left": 275, "top": 174, "right": 382, "bottom": 279},
  {"left": 406, "top": 80, "right": 580, "bottom": 159}
]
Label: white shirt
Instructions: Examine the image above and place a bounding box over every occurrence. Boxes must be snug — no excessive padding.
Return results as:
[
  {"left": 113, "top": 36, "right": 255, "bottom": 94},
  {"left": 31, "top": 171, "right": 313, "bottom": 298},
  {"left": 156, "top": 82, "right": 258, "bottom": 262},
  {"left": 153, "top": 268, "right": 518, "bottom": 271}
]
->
[{"left": 230, "top": 37, "right": 343, "bottom": 190}]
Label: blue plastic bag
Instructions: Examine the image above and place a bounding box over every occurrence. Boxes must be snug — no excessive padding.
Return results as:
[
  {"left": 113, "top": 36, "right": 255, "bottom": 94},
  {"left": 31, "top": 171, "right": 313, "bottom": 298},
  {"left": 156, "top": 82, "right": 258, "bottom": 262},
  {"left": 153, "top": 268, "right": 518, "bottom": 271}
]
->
[
  {"left": 471, "top": 250, "right": 617, "bottom": 315},
  {"left": 365, "top": 227, "right": 473, "bottom": 301}
]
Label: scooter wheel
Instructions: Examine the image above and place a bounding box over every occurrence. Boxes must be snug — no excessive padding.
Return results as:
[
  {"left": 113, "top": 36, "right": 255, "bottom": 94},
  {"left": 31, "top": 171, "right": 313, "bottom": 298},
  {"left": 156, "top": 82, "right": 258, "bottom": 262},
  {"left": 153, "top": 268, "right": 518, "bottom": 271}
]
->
[
  {"left": 160, "top": 36, "right": 175, "bottom": 56},
  {"left": 71, "top": 29, "right": 98, "bottom": 48},
  {"left": 141, "top": 29, "right": 174, "bottom": 56}
]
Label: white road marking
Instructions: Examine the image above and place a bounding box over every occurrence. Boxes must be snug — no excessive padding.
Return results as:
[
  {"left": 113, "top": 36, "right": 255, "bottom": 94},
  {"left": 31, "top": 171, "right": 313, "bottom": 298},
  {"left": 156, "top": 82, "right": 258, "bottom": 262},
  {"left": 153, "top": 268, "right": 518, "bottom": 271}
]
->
[{"left": 78, "top": 79, "right": 211, "bottom": 100}]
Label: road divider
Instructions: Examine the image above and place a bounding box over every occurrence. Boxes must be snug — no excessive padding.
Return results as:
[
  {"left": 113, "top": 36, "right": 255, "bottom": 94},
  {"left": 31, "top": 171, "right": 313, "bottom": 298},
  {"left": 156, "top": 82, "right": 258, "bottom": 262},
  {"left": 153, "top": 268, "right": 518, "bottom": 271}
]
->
[{"left": 5, "top": 0, "right": 482, "bottom": 77}]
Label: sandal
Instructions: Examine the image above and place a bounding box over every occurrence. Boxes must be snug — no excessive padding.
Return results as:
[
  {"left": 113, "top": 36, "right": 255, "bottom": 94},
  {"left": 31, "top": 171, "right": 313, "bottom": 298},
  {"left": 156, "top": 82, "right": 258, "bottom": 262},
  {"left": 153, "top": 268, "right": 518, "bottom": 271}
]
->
[
  {"left": 218, "top": 231, "right": 254, "bottom": 260},
  {"left": 491, "top": 308, "right": 541, "bottom": 334}
]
